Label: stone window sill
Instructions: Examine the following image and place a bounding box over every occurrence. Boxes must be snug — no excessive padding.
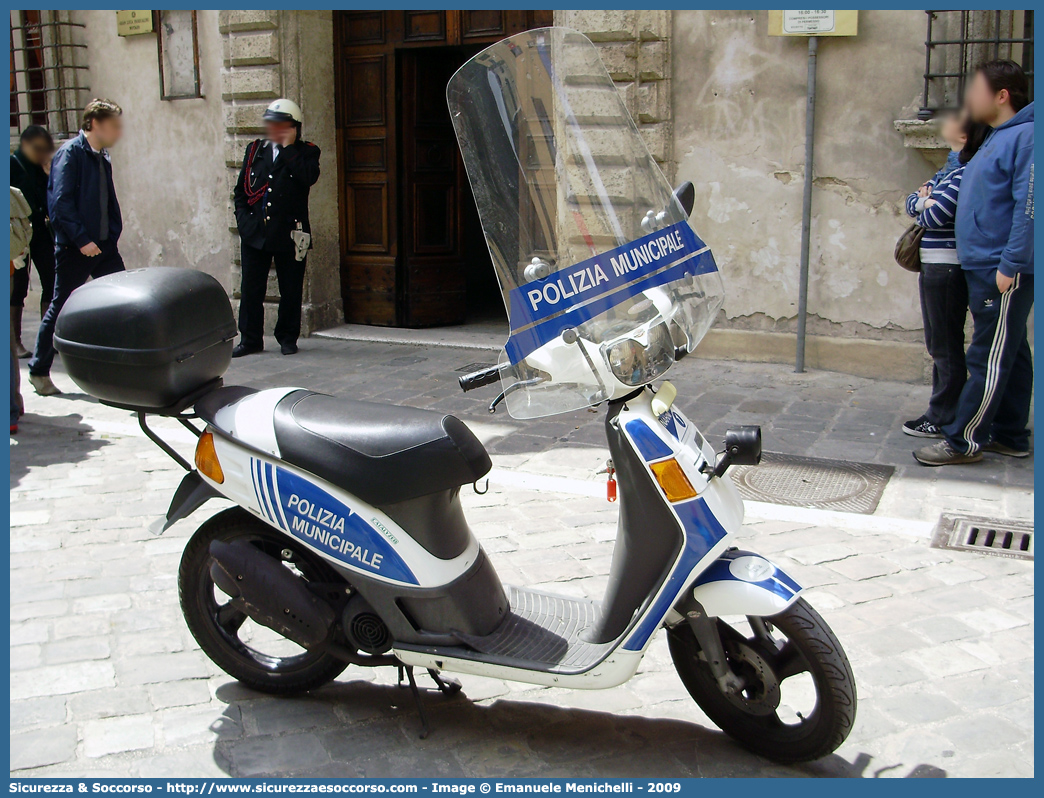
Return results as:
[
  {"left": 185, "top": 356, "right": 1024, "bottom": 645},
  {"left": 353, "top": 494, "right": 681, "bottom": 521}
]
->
[{"left": 893, "top": 119, "right": 949, "bottom": 169}]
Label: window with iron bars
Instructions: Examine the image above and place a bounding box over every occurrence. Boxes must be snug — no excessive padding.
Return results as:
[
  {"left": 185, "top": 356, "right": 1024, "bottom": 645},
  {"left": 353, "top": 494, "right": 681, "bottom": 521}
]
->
[
  {"left": 9, "top": 10, "right": 91, "bottom": 140},
  {"left": 919, "top": 10, "right": 1034, "bottom": 119}
]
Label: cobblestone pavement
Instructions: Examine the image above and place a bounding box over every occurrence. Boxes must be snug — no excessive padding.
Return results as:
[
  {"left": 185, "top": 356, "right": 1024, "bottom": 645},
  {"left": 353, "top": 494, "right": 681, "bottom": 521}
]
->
[{"left": 9, "top": 332, "right": 1034, "bottom": 778}]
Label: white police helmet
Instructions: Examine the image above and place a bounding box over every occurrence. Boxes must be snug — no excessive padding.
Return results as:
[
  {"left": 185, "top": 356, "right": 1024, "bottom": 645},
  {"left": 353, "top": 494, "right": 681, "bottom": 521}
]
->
[{"left": 263, "top": 98, "right": 303, "bottom": 125}]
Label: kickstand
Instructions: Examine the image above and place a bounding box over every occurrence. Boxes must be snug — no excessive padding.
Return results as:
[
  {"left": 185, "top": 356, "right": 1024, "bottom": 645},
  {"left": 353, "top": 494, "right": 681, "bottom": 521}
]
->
[
  {"left": 427, "top": 668, "right": 462, "bottom": 696},
  {"left": 402, "top": 665, "right": 430, "bottom": 739}
]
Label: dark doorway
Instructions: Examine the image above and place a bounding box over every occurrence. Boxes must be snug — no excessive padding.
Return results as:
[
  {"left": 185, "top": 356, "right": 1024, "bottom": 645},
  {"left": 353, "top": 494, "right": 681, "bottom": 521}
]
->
[
  {"left": 333, "top": 10, "right": 552, "bottom": 328},
  {"left": 397, "top": 46, "right": 499, "bottom": 326}
]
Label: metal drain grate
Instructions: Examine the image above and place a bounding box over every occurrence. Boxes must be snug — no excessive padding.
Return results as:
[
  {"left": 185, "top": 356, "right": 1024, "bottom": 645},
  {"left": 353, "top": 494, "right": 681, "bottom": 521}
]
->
[
  {"left": 731, "top": 452, "right": 894, "bottom": 515},
  {"left": 932, "top": 513, "right": 1034, "bottom": 560},
  {"left": 455, "top": 362, "right": 496, "bottom": 372}
]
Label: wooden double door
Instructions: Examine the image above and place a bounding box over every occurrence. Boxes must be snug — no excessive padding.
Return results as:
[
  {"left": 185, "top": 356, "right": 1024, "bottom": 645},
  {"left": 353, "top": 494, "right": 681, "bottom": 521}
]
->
[{"left": 333, "top": 10, "right": 552, "bottom": 327}]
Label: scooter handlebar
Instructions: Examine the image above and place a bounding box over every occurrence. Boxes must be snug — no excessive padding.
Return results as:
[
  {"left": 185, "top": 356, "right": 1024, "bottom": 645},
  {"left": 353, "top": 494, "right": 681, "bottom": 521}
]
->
[{"left": 459, "top": 364, "right": 503, "bottom": 392}]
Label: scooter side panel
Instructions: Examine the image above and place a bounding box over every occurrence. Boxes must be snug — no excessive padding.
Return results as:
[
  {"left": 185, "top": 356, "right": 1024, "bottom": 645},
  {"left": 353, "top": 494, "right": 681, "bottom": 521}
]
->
[
  {"left": 205, "top": 433, "right": 481, "bottom": 590},
  {"left": 615, "top": 393, "right": 743, "bottom": 652},
  {"left": 209, "top": 386, "right": 298, "bottom": 457},
  {"left": 625, "top": 397, "right": 805, "bottom": 624},
  {"left": 253, "top": 457, "right": 419, "bottom": 585}
]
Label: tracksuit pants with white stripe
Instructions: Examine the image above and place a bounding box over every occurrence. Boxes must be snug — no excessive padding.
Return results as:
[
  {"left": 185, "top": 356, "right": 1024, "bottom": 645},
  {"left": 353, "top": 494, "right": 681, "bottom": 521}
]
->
[{"left": 943, "top": 268, "right": 1034, "bottom": 454}]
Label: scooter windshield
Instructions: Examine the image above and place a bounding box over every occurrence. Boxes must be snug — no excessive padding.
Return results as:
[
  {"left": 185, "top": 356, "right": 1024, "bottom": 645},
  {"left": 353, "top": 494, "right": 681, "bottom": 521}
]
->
[{"left": 448, "top": 28, "right": 724, "bottom": 419}]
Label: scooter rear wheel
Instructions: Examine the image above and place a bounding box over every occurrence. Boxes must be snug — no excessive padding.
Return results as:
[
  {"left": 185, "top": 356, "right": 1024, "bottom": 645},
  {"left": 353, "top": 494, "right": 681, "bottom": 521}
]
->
[
  {"left": 668, "top": 597, "right": 856, "bottom": 763},
  {"left": 179, "top": 507, "right": 349, "bottom": 694}
]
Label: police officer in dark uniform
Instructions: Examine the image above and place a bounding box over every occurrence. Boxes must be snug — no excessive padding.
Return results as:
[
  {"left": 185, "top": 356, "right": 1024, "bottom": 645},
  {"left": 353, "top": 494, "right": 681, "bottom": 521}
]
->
[{"left": 232, "top": 98, "right": 320, "bottom": 356}]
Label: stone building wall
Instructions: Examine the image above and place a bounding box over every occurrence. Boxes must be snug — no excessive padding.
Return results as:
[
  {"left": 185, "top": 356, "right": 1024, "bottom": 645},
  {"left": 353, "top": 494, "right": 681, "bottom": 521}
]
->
[
  {"left": 218, "top": 10, "right": 342, "bottom": 337},
  {"left": 556, "top": 10, "right": 674, "bottom": 180},
  {"left": 71, "top": 10, "right": 1026, "bottom": 380}
]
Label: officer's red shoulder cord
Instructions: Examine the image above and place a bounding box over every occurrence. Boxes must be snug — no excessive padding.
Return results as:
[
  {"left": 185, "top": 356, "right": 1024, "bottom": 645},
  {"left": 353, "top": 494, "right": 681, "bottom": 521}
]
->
[{"left": 242, "top": 140, "right": 268, "bottom": 207}]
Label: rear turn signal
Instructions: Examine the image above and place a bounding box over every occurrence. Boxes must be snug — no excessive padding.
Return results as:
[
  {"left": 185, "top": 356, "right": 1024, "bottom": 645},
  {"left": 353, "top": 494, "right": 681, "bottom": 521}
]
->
[
  {"left": 195, "top": 430, "right": 224, "bottom": 484},
  {"left": 650, "top": 458, "right": 697, "bottom": 502}
]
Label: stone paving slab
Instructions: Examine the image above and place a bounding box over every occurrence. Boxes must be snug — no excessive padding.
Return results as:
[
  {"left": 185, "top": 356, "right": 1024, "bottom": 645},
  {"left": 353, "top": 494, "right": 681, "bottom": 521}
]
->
[{"left": 9, "top": 335, "right": 1035, "bottom": 778}]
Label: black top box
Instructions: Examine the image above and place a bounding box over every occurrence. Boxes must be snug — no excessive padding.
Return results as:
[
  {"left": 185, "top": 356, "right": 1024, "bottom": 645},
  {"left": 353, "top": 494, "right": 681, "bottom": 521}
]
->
[{"left": 54, "top": 267, "right": 236, "bottom": 412}]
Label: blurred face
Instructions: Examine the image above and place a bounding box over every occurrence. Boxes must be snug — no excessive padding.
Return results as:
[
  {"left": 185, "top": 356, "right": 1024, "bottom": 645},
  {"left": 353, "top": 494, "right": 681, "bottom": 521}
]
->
[
  {"left": 964, "top": 72, "right": 1005, "bottom": 125},
  {"left": 91, "top": 115, "right": 124, "bottom": 149},
  {"left": 939, "top": 111, "right": 968, "bottom": 150},
  {"left": 265, "top": 120, "right": 294, "bottom": 142},
  {"left": 21, "top": 136, "right": 54, "bottom": 166}
]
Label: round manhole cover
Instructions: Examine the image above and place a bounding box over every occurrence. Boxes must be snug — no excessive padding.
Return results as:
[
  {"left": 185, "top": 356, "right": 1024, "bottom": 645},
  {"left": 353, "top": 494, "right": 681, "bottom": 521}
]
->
[
  {"left": 731, "top": 453, "right": 894, "bottom": 514},
  {"left": 738, "top": 461, "right": 869, "bottom": 504}
]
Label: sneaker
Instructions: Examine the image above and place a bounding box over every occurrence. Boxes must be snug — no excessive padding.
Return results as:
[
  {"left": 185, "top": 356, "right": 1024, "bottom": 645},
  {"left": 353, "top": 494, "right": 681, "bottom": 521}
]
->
[
  {"left": 983, "top": 440, "right": 1031, "bottom": 458},
  {"left": 232, "top": 343, "right": 263, "bottom": 358},
  {"left": 28, "top": 374, "right": 61, "bottom": 396},
  {"left": 902, "top": 415, "right": 943, "bottom": 438},
  {"left": 914, "top": 440, "right": 983, "bottom": 466}
]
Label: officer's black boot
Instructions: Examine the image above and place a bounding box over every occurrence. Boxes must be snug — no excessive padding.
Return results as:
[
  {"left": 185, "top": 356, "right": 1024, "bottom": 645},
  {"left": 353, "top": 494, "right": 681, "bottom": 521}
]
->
[{"left": 232, "top": 342, "right": 264, "bottom": 358}]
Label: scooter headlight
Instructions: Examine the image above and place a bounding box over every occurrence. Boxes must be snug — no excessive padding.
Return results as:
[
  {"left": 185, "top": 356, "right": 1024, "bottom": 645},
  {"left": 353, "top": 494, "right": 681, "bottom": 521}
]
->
[{"left": 600, "top": 319, "right": 675, "bottom": 387}]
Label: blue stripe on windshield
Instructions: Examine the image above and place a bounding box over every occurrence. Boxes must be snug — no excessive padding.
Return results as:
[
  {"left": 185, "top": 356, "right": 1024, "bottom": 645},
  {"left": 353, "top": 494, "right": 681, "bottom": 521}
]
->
[{"left": 505, "top": 244, "right": 717, "bottom": 364}]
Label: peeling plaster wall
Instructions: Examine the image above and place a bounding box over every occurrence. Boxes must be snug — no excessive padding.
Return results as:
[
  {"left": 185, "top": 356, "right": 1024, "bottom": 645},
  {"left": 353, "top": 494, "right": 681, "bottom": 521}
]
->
[
  {"left": 673, "top": 10, "right": 934, "bottom": 341},
  {"left": 74, "top": 10, "right": 231, "bottom": 289}
]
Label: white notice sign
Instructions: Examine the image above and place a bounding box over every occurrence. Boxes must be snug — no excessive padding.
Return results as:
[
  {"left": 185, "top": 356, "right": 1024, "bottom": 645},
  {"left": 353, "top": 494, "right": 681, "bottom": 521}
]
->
[{"left": 782, "top": 10, "right": 836, "bottom": 34}]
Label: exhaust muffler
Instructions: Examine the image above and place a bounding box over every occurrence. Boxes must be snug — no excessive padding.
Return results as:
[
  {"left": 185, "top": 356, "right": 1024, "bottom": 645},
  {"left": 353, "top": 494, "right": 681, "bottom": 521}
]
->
[{"left": 209, "top": 540, "right": 337, "bottom": 649}]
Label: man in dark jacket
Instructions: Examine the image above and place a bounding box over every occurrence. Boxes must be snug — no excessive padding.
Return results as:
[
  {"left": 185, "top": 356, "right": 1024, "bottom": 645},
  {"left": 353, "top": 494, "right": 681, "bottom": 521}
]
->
[
  {"left": 27, "top": 99, "right": 125, "bottom": 396},
  {"left": 232, "top": 98, "right": 320, "bottom": 357},
  {"left": 915, "top": 61, "right": 1034, "bottom": 466},
  {"left": 10, "top": 125, "right": 55, "bottom": 357}
]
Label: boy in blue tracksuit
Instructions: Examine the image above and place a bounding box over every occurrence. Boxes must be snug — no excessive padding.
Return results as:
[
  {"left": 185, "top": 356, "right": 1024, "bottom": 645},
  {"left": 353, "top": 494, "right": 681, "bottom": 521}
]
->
[{"left": 915, "top": 61, "right": 1034, "bottom": 466}]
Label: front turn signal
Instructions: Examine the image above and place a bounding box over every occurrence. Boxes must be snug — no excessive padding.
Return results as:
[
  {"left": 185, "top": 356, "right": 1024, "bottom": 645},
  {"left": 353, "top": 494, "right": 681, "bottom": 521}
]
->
[
  {"left": 195, "top": 430, "right": 225, "bottom": 484},
  {"left": 650, "top": 458, "right": 697, "bottom": 502}
]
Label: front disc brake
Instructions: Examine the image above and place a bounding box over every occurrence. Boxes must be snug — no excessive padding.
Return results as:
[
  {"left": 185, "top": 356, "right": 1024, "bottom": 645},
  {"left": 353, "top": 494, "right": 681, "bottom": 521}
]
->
[{"left": 722, "top": 641, "right": 781, "bottom": 716}]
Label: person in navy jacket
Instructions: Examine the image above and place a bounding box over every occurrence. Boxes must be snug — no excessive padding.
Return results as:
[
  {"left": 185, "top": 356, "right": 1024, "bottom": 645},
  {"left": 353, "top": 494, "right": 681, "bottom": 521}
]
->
[
  {"left": 27, "top": 99, "right": 126, "bottom": 397},
  {"left": 915, "top": 61, "right": 1034, "bottom": 465},
  {"left": 232, "top": 98, "right": 320, "bottom": 357}
]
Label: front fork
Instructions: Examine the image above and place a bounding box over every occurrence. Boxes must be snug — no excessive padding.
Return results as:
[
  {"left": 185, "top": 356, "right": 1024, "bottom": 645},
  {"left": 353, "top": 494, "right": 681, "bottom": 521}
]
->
[{"left": 674, "top": 591, "right": 746, "bottom": 694}]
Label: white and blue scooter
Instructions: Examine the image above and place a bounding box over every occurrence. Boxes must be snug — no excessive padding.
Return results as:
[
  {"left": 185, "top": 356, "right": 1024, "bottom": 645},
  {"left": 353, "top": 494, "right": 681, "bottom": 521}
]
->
[{"left": 56, "top": 28, "right": 855, "bottom": 763}]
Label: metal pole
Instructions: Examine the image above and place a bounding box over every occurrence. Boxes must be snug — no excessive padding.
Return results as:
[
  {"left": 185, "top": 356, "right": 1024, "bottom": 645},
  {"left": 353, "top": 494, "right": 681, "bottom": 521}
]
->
[{"left": 795, "top": 35, "right": 818, "bottom": 373}]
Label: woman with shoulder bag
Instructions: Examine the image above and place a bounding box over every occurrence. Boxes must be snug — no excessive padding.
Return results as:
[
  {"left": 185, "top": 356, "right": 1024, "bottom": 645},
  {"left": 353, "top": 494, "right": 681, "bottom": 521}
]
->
[{"left": 901, "top": 111, "right": 989, "bottom": 438}]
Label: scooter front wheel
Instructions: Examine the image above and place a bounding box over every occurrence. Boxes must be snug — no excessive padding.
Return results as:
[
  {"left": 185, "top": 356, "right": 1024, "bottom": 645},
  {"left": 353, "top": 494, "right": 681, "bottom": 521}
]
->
[
  {"left": 179, "top": 508, "right": 349, "bottom": 694},
  {"left": 668, "top": 597, "right": 856, "bottom": 763}
]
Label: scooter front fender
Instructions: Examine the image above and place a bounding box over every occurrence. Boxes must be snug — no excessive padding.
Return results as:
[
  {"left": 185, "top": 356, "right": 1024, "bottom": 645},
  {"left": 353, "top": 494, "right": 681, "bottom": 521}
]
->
[{"left": 688, "top": 549, "right": 802, "bottom": 618}]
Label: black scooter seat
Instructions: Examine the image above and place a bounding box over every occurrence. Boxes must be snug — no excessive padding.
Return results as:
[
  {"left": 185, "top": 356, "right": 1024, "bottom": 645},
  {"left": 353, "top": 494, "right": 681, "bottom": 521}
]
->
[{"left": 271, "top": 390, "right": 491, "bottom": 507}]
